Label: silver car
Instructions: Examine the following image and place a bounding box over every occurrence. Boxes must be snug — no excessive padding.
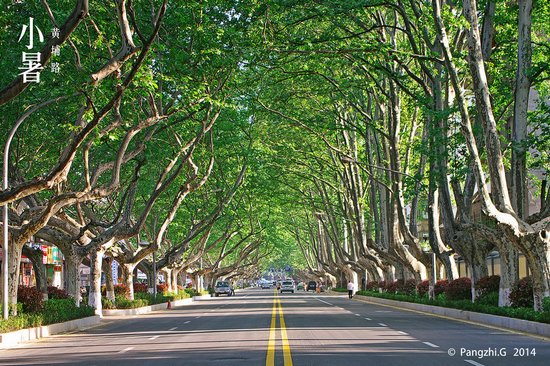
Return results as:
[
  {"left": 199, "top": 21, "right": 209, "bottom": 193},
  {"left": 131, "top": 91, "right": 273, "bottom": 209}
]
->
[
  {"left": 280, "top": 280, "right": 295, "bottom": 293},
  {"left": 214, "top": 281, "right": 234, "bottom": 296}
]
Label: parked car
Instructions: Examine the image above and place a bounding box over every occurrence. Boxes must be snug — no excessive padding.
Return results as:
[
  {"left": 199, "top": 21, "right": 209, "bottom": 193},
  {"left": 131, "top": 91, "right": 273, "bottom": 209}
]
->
[
  {"left": 280, "top": 280, "right": 295, "bottom": 294},
  {"left": 214, "top": 281, "right": 234, "bottom": 297},
  {"left": 306, "top": 281, "right": 317, "bottom": 291},
  {"left": 296, "top": 282, "right": 305, "bottom": 291}
]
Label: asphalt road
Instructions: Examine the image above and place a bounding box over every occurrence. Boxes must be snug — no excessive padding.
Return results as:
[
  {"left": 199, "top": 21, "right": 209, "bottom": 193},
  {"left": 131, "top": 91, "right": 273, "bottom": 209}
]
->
[{"left": 0, "top": 289, "right": 548, "bottom": 366}]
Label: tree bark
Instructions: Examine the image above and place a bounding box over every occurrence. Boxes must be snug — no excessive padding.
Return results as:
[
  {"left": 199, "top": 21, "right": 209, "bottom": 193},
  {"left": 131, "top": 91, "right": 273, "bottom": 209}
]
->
[
  {"left": 121, "top": 263, "right": 136, "bottom": 300},
  {"left": 64, "top": 250, "right": 83, "bottom": 306},
  {"left": 511, "top": 0, "right": 533, "bottom": 219},
  {"left": 103, "top": 256, "right": 115, "bottom": 302},
  {"left": 88, "top": 248, "right": 105, "bottom": 315},
  {"left": 22, "top": 245, "right": 48, "bottom": 300}
]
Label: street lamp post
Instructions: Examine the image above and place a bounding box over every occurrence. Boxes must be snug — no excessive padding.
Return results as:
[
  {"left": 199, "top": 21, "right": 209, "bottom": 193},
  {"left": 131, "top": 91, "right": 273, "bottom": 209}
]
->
[
  {"left": 422, "top": 246, "right": 437, "bottom": 300},
  {"left": 153, "top": 250, "right": 157, "bottom": 297}
]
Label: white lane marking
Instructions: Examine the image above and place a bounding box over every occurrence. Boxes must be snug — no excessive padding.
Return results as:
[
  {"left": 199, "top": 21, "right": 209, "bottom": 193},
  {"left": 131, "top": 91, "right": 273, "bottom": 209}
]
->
[
  {"left": 364, "top": 317, "right": 372, "bottom": 321},
  {"left": 169, "top": 327, "right": 177, "bottom": 331},
  {"left": 398, "top": 331, "right": 408, "bottom": 335},
  {"left": 184, "top": 321, "right": 191, "bottom": 324},
  {"left": 195, "top": 316, "right": 201, "bottom": 319},
  {"left": 378, "top": 323, "right": 388, "bottom": 327},
  {"left": 375, "top": 310, "right": 392, "bottom": 313},
  {"left": 464, "top": 360, "right": 485, "bottom": 366},
  {"left": 149, "top": 335, "right": 160, "bottom": 340},
  {"left": 119, "top": 347, "right": 134, "bottom": 353},
  {"left": 423, "top": 342, "right": 439, "bottom": 348},
  {"left": 315, "top": 298, "right": 333, "bottom": 306},
  {"left": 354, "top": 314, "right": 361, "bottom": 316}
]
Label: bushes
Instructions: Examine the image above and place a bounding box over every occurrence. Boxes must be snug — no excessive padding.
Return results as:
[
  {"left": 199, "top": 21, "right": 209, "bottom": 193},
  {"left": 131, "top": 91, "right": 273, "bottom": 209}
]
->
[
  {"left": 354, "top": 289, "right": 550, "bottom": 324},
  {"left": 133, "top": 282, "right": 148, "bottom": 293},
  {"left": 43, "top": 299, "right": 95, "bottom": 324},
  {"left": 476, "top": 275, "right": 500, "bottom": 297},
  {"left": 510, "top": 277, "right": 533, "bottom": 308},
  {"left": 115, "top": 297, "right": 148, "bottom": 309},
  {"left": 445, "top": 277, "right": 472, "bottom": 301},
  {"left": 102, "top": 297, "right": 116, "bottom": 309},
  {"left": 17, "top": 286, "right": 44, "bottom": 313},
  {"left": 475, "top": 275, "right": 500, "bottom": 306},
  {"left": 0, "top": 298, "right": 95, "bottom": 334},
  {"left": 47, "top": 286, "right": 69, "bottom": 299},
  {"left": 114, "top": 284, "right": 130, "bottom": 297},
  {"left": 385, "top": 281, "right": 399, "bottom": 294},
  {"left": 396, "top": 279, "right": 417, "bottom": 295},
  {"left": 417, "top": 280, "right": 429, "bottom": 297},
  {"left": 477, "top": 291, "right": 499, "bottom": 306},
  {"left": 434, "top": 280, "right": 449, "bottom": 296},
  {"left": 0, "top": 313, "right": 43, "bottom": 333},
  {"left": 366, "top": 281, "right": 379, "bottom": 291},
  {"left": 157, "top": 283, "right": 168, "bottom": 294}
]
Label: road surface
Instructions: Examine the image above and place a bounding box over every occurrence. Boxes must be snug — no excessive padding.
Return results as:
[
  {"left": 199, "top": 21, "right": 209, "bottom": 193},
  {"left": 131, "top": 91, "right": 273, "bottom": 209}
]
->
[{"left": 0, "top": 288, "right": 548, "bottom": 365}]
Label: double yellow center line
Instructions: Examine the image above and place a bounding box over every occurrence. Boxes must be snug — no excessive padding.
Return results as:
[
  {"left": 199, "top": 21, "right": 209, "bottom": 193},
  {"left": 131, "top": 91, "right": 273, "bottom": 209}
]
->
[{"left": 266, "top": 290, "right": 293, "bottom": 366}]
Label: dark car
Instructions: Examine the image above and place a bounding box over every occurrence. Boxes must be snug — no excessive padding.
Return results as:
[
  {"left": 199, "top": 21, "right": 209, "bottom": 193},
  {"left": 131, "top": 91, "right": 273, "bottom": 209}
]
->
[{"left": 307, "top": 281, "right": 317, "bottom": 291}]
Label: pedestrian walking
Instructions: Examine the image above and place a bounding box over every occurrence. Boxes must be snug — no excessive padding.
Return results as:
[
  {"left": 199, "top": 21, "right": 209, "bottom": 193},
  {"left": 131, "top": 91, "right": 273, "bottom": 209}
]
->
[{"left": 347, "top": 280, "right": 354, "bottom": 299}]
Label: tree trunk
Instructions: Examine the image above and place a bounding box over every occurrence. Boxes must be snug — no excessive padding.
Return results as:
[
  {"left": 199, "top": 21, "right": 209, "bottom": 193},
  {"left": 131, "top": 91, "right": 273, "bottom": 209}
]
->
[
  {"left": 470, "top": 253, "right": 490, "bottom": 301},
  {"left": 170, "top": 268, "right": 180, "bottom": 293},
  {"left": 88, "top": 248, "right": 105, "bottom": 316},
  {"left": 521, "top": 233, "right": 550, "bottom": 311},
  {"left": 511, "top": 0, "right": 533, "bottom": 219},
  {"left": 64, "top": 250, "right": 83, "bottom": 306},
  {"left": 22, "top": 245, "right": 48, "bottom": 300},
  {"left": 164, "top": 268, "right": 173, "bottom": 293},
  {"left": 498, "top": 245, "right": 519, "bottom": 307},
  {"left": 7, "top": 241, "right": 24, "bottom": 315},
  {"left": 143, "top": 265, "right": 154, "bottom": 294},
  {"left": 103, "top": 256, "right": 115, "bottom": 301},
  {"left": 121, "top": 263, "right": 136, "bottom": 300}
]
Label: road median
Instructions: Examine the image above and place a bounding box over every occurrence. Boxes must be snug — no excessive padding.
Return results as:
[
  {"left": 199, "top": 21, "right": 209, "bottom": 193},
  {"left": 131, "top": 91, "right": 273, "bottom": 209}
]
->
[{"left": 352, "top": 293, "right": 550, "bottom": 338}]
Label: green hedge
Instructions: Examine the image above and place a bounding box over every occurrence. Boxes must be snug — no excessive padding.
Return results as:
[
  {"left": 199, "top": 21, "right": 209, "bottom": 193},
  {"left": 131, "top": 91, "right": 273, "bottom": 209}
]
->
[
  {"left": 355, "top": 290, "right": 550, "bottom": 324},
  {"left": 103, "top": 290, "right": 193, "bottom": 309},
  {"left": 332, "top": 288, "right": 347, "bottom": 293},
  {"left": 0, "top": 299, "right": 95, "bottom": 333}
]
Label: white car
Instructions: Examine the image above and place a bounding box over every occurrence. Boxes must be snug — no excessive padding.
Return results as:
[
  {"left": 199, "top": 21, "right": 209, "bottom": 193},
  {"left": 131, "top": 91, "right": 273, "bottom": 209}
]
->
[
  {"left": 214, "top": 281, "right": 234, "bottom": 296},
  {"left": 280, "top": 280, "right": 295, "bottom": 293}
]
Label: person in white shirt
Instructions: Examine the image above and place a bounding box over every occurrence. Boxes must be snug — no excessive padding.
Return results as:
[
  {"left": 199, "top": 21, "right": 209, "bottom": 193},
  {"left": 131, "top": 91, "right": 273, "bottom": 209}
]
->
[{"left": 347, "top": 280, "right": 354, "bottom": 299}]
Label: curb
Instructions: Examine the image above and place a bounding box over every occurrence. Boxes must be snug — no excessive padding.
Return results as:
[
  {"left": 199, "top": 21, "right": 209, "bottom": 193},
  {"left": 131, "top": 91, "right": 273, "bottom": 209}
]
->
[
  {"left": 1, "top": 294, "right": 211, "bottom": 347},
  {"left": 102, "top": 297, "right": 195, "bottom": 316},
  {"left": 353, "top": 294, "right": 550, "bottom": 338},
  {"left": 0, "top": 315, "right": 101, "bottom": 349}
]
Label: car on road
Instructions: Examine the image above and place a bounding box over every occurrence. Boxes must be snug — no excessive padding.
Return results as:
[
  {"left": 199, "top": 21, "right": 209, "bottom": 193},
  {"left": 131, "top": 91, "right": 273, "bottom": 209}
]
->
[
  {"left": 296, "top": 282, "right": 305, "bottom": 291},
  {"left": 306, "top": 281, "right": 317, "bottom": 291},
  {"left": 214, "top": 281, "right": 234, "bottom": 296},
  {"left": 280, "top": 280, "right": 295, "bottom": 293},
  {"left": 260, "top": 281, "right": 271, "bottom": 289}
]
